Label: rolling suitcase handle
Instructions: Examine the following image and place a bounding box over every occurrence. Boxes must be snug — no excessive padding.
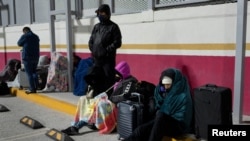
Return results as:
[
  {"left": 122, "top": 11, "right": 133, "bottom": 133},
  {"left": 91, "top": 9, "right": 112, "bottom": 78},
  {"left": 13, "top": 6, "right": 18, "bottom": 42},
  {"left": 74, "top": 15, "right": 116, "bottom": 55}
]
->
[
  {"left": 131, "top": 92, "right": 141, "bottom": 103},
  {"left": 205, "top": 84, "right": 217, "bottom": 87},
  {"left": 198, "top": 83, "right": 217, "bottom": 93}
]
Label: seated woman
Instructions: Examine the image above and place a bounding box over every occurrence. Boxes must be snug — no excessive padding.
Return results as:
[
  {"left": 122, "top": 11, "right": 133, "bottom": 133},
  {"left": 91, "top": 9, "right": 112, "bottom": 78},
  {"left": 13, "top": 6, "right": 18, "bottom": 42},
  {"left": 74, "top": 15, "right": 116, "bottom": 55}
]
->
[
  {"left": 109, "top": 61, "right": 138, "bottom": 105},
  {"left": 61, "top": 61, "right": 138, "bottom": 135},
  {"left": 0, "top": 59, "right": 21, "bottom": 82},
  {"left": 123, "top": 68, "right": 193, "bottom": 141}
]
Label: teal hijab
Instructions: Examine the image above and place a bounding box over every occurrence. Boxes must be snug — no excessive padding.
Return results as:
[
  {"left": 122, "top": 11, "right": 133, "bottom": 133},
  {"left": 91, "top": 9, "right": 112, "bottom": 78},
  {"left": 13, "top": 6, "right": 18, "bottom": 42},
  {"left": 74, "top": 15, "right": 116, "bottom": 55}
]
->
[{"left": 154, "top": 68, "right": 193, "bottom": 133}]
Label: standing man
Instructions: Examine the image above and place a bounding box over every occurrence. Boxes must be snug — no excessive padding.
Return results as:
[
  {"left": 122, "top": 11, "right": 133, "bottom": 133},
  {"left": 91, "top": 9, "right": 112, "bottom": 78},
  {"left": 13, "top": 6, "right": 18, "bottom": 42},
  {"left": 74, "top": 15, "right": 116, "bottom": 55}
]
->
[
  {"left": 17, "top": 27, "right": 40, "bottom": 94},
  {"left": 87, "top": 4, "right": 122, "bottom": 96}
]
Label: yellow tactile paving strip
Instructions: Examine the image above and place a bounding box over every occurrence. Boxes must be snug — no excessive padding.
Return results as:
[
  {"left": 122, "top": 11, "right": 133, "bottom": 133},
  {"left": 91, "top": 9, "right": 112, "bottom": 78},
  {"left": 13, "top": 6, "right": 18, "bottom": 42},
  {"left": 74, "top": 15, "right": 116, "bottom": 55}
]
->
[{"left": 10, "top": 88, "right": 76, "bottom": 116}]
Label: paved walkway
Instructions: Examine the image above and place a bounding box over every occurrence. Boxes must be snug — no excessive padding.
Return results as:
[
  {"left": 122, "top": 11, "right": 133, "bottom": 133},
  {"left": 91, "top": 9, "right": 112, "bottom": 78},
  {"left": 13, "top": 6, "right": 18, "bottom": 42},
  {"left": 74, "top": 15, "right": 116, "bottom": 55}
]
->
[
  {"left": 7, "top": 88, "right": 119, "bottom": 141},
  {"left": 7, "top": 87, "right": 250, "bottom": 141}
]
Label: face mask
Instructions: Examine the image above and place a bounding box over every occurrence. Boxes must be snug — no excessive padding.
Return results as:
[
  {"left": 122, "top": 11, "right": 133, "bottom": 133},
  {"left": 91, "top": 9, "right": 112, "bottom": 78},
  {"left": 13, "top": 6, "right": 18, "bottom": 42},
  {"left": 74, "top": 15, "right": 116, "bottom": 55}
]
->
[
  {"left": 98, "top": 15, "right": 107, "bottom": 23},
  {"left": 97, "top": 15, "right": 108, "bottom": 23},
  {"left": 166, "top": 88, "right": 171, "bottom": 93},
  {"left": 115, "top": 76, "right": 122, "bottom": 82}
]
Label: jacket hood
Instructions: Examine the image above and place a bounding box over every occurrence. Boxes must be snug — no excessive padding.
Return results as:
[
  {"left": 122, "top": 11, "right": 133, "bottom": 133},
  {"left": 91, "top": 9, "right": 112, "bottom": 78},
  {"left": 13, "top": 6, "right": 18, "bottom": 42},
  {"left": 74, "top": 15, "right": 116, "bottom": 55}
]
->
[
  {"left": 115, "top": 61, "right": 130, "bottom": 79},
  {"left": 95, "top": 4, "right": 111, "bottom": 16}
]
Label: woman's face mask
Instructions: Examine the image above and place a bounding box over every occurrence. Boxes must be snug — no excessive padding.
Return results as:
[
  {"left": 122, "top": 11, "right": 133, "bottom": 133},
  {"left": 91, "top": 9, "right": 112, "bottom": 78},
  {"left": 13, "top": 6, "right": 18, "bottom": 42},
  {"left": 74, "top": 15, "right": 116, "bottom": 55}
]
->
[{"left": 115, "top": 74, "right": 122, "bottom": 82}]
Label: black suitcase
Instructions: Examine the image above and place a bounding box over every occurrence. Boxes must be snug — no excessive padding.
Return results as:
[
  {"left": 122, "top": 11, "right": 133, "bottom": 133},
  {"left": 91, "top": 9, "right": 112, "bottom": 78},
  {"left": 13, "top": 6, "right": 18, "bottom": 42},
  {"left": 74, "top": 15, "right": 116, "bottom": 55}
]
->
[
  {"left": 193, "top": 84, "right": 232, "bottom": 140},
  {"left": 117, "top": 92, "right": 144, "bottom": 140},
  {"left": 36, "top": 67, "right": 48, "bottom": 90}
]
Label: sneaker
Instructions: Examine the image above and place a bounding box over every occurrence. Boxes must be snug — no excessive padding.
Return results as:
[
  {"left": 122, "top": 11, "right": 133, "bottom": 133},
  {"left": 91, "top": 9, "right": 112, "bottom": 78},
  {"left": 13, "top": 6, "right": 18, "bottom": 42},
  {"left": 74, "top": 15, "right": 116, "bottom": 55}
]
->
[
  {"left": 61, "top": 126, "right": 79, "bottom": 135},
  {"left": 42, "top": 86, "right": 55, "bottom": 93},
  {"left": 25, "top": 90, "right": 36, "bottom": 94}
]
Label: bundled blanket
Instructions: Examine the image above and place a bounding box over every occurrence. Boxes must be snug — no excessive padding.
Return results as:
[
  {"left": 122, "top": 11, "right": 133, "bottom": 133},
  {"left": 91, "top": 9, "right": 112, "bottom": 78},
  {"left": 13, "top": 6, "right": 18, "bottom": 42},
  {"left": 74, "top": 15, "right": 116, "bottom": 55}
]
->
[
  {"left": 73, "top": 57, "right": 93, "bottom": 96},
  {"left": 43, "top": 52, "right": 68, "bottom": 92},
  {"left": 74, "top": 92, "right": 117, "bottom": 134}
]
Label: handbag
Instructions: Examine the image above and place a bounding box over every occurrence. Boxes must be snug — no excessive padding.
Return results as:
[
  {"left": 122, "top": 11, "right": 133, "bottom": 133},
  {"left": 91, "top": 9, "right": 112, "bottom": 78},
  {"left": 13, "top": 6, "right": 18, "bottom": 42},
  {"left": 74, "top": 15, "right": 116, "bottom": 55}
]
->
[{"left": 81, "top": 83, "right": 116, "bottom": 121}]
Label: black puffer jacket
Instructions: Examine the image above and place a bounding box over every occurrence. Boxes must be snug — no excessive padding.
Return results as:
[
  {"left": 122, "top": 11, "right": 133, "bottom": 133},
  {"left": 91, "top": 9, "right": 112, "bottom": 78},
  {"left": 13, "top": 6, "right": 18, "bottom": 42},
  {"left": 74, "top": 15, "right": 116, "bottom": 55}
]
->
[{"left": 88, "top": 20, "right": 122, "bottom": 60}]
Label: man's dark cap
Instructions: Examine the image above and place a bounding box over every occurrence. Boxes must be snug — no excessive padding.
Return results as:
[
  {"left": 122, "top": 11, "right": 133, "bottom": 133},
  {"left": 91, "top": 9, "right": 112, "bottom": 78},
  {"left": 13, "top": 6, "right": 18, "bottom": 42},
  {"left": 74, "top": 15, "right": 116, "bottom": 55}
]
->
[
  {"left": 95, "top": 4, "right": 111, "bottom": 16},
  {"left": 23, "top": 27, "right": 31, "bottom": 32}
]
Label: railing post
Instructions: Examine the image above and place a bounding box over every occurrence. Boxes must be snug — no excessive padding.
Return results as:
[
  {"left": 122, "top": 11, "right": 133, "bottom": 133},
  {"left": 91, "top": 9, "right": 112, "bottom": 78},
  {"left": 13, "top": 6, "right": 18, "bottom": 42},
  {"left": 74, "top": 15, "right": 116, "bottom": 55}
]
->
[{"left": 233, "top": 0, "right": 248, "bottom": 124}]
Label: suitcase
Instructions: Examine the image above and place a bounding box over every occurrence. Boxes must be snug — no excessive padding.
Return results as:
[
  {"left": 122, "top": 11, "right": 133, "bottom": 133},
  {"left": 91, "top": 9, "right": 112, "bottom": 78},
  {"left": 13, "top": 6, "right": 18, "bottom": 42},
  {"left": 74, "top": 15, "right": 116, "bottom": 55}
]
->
[
  {"left": 193, "top": 84, "right": 232, "bottom": 140},
  {"left": 17, "top": 68, "right": 48, "bottom": 90},
  {"left": 18, "top": 50, "right": 29, "bottom": 89},
  {"left": 36, "top": 67, "right": 48, "bottom": 90},
  {"left": 17, "top": 69, "right": 30, "bottom": 89},
  {"left": 117, "top": 92, "right": 144, "bottom": 140}
]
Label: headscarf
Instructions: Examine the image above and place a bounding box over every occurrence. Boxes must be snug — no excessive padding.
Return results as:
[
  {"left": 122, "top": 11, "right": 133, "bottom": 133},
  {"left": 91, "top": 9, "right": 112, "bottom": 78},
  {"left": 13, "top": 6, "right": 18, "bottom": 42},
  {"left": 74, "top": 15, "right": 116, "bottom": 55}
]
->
[
  {"left": 154, "top": 68, "right": 193, "bottom": 133},
  {"left": 114, "top": 61, "right": 131, "bottom": 90},
  {"left": 115, "top": 61, "right": 130, "bottom": 79}
]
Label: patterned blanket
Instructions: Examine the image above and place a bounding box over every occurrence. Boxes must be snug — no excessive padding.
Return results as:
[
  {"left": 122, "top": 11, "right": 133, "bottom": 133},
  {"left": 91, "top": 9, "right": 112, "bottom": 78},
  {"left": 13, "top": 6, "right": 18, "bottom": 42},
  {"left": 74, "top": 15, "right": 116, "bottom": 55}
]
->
[{"left": 74, "top": 92, "right": 117, "bottom": 134}]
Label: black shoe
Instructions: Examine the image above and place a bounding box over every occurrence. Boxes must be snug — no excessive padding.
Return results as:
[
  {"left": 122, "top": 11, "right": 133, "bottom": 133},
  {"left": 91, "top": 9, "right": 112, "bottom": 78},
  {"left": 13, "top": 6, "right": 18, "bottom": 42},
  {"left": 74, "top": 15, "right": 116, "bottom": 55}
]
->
[
  {"left": 61, "top": 126, "right": 79, "bottom": 135},
  {"left": 87, "top": 123, "right": 98, "bottom": 130},
  {"left": 25, "top": 90, "right": 36, "bottom": 94}
]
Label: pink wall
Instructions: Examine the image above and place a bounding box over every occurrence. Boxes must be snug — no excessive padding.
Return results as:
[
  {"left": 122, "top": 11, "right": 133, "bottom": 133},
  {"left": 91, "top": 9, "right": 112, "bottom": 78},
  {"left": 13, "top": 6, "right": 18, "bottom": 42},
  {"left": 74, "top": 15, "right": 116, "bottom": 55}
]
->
[
  {"left": 1, "top": 52, "right": 249, "bottom": 115},
  {"left": 116, "top": 54, "right": 250, "bottom": 115}
]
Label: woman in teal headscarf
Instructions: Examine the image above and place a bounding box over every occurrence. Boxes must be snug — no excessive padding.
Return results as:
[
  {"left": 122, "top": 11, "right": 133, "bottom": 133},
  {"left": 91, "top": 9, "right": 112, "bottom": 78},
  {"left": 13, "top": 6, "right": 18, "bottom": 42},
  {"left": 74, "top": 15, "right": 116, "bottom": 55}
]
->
[{"left": 123, "top": 68, "right": 193, "bottom": 141}]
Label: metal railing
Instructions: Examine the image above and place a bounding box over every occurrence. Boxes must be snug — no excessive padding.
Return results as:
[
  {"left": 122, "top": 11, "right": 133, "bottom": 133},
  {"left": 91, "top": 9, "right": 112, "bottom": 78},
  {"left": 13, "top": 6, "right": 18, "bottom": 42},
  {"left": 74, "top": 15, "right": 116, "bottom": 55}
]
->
[
  {"left": 0, "top": 0, "right": 240, "bottom": 26},
  {"left": 154, "top": 0, "right": 237, "bottom": 8}
]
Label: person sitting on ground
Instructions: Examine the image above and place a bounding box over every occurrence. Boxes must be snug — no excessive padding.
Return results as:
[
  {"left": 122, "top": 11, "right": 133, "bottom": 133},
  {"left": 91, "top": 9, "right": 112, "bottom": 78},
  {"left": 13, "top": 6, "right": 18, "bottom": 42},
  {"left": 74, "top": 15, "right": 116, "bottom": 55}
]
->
[
  {"left": 73, "top": 57, "right": 93, "bottom": 96},
  {"left": 0, "top": 59, "right": 21, "bottom": 82},
  {"left": 109, "top": 61, "right": 138, "bottom": 105},
  {"left": 123, "top": 68, "right": 193, "bottom": 141},
  {"left": 61, "top": 61, "right": 138, "bottom": 135}
]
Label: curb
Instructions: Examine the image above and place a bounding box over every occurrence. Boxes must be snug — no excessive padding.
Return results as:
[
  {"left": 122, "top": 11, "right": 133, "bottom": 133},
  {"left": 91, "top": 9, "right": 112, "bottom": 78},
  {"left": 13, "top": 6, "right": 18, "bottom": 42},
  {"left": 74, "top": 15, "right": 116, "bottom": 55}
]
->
[{"left": 10, "top": 87, "right": 76, "bottom": 116}]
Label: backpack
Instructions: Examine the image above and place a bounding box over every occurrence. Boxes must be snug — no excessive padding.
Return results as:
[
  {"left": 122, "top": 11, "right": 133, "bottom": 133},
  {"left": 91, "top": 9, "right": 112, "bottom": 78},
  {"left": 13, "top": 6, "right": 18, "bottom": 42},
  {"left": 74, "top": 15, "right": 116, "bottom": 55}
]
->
[
  {"left": 135, "top": 80, "right": 156, "bottom": 98},
  {"left": 135, "top": 80, "right": 157, "bottom": 121},
  {"left": 0, "top": 81, "right": 10, "bottom": 95}
]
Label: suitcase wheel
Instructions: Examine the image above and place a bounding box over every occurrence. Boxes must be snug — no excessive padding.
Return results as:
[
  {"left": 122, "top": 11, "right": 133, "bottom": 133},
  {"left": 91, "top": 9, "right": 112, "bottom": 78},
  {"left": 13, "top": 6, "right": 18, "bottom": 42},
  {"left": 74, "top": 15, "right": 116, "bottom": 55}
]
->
[
  {"left": 117, "top": 134, "right": 121, "bottom": 140},
  {"left": 117, "top": 134, "right": 125, "bottom": 140}
]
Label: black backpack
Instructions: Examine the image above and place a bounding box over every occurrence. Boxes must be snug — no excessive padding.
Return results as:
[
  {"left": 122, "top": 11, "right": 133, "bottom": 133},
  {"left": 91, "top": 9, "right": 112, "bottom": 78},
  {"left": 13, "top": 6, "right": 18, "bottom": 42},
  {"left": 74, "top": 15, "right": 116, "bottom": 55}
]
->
[
  {"left": 135, "top": 81, "right": 156, "bottom": 122},
  {"left": 135, "top": 80, "right": 156, "bottom": 98},
  {"left": 0, "top": 81, "right": 10, "bottom": 95}
]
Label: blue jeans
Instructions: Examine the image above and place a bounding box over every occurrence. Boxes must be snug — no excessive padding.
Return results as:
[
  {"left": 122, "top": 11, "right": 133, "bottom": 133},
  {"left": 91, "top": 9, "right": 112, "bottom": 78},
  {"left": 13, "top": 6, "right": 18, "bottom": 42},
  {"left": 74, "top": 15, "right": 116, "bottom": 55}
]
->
[
  {"left": 23, "top": 60, "right": 38, "bottom": 91},
  {"left": 73, "top": 120, "right": 87, "bottom": 129}
]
